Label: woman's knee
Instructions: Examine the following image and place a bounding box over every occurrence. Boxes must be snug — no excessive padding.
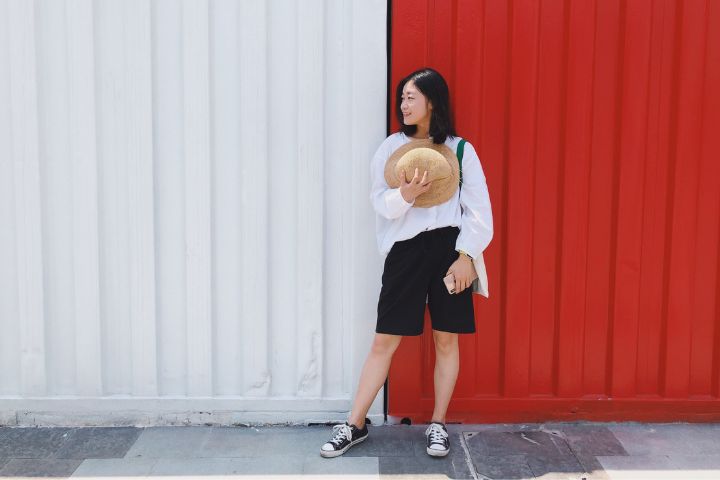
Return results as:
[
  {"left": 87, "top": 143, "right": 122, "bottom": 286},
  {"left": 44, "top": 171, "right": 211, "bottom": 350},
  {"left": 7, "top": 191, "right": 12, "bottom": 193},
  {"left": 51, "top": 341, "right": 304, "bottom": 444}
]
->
[
  {"left": 370, "top": 333, "right": 402, "bottom": 356},
  {"left": 433, "top": 330, "right": 458, "bottom": 354}
]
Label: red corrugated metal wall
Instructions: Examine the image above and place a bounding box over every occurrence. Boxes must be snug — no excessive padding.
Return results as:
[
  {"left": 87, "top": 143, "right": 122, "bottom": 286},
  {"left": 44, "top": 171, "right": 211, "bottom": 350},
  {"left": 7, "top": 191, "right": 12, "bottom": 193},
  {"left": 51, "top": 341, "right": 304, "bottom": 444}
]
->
[{"left": 388, "top": 0, "right": 720, "bottom": 422}]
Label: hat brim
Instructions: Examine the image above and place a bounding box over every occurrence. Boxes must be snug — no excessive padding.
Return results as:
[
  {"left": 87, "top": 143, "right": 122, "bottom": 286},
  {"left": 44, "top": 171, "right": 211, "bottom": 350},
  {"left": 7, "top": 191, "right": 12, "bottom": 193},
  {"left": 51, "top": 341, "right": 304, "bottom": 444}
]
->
[{"left": 384, "top": 139, "right": 460, "bottom": 208}]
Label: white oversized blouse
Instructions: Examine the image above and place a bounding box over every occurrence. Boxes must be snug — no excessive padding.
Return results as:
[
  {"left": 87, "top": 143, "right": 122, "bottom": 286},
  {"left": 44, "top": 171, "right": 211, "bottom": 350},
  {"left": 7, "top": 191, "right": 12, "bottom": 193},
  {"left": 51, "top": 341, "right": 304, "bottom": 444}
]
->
[{"left": 369, "top": 132, "right": 493, "bottom": 294}]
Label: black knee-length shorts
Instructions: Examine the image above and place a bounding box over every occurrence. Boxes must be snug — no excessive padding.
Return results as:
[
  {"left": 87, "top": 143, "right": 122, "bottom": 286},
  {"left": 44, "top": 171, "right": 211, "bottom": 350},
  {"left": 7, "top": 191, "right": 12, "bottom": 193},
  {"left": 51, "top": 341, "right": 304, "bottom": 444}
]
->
[{"left": 376, "top": 226, "right": 476, "bottom": 336}]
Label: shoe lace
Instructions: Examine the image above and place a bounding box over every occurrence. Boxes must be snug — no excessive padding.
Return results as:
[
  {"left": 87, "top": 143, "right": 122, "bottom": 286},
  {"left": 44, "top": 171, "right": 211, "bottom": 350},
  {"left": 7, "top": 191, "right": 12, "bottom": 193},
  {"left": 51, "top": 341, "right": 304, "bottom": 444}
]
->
[
  {"left": 425, "top": 423, "right": 448, "bottom": 444},
  {"left": 330, "top": 423, "right": 353, "bottom": 446}
]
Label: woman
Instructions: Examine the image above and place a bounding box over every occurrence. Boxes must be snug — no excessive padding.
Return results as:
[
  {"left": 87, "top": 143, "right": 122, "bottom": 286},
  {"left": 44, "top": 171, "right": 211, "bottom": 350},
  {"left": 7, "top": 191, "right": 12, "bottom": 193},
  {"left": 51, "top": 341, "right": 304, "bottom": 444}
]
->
[{"left": 320, "top": 67, "right": 493, "bottom": 458}]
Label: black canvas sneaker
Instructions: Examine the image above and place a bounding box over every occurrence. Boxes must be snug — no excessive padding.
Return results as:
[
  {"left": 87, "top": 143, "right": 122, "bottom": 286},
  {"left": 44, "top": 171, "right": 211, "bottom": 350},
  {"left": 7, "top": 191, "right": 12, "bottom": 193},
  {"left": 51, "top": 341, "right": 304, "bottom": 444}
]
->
[
  {"left": 425, "top": 422, "right": 449, "bottom": 456},
  {"left": 320, "top": 421, "right": 369, "bottom": 458}
]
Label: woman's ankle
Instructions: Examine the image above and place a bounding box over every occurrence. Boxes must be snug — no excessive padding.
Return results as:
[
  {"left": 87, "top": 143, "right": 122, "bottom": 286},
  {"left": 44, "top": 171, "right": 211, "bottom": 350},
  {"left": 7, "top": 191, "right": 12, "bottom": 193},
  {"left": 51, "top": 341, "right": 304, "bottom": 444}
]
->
[{"left": 348, "top": 418, "right": 365, "bottom": 429}]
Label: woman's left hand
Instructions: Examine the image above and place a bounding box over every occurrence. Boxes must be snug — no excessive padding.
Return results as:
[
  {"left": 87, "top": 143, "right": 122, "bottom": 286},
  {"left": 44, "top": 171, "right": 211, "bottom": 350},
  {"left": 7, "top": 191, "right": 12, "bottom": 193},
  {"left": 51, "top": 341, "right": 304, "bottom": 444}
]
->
[{"left": 447, "top": 254, "right": 478, "bottom": 294}]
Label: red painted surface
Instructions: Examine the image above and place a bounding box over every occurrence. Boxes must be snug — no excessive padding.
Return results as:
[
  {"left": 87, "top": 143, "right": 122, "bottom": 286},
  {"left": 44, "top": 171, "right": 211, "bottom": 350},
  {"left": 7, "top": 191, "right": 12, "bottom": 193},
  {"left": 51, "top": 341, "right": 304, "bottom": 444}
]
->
[{"left": 388, "top": 0, "right": 720, "bottom": 422}]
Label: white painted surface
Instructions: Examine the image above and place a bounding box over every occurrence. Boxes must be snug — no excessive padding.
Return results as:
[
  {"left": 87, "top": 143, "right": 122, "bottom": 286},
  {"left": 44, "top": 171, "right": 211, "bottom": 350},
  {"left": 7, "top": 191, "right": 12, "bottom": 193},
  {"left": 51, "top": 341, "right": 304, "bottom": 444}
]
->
[{"left": 0, "top": 0, "right": 387, "bottom": 425}]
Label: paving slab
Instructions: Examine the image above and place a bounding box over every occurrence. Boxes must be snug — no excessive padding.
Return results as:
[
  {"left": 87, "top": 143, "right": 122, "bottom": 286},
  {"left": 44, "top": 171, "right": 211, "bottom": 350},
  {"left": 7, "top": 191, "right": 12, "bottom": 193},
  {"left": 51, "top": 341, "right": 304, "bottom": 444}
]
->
[
  {"left": 124, "top": 426, "right": 212, "bottom": 458},
  {"left": 148, "top": 456, "right": 306, "bottom": 475},
  {"left": 52, "top": 427, "right": 141, "bottom": 459},
  {"left": 198, "top": 425, "right": 329, "bottom": 458},
  {"left": 0, "top": 458, "right": 82, "bottom": 477},
  {"left": 72, "top": 458, "right": 157, "bottom": 476},
  {"left": 466, "top": 454, "right": 534, "bottom": 480},
  {"left": 0, "top": 427, "right": 73, "bottom": 458},
  {"left": 553, "top": 425, "right": 628, "bottom": 456},
  {"left": 608, "top": 423, "right": 720, "bottom": 456},
  {"left": 373, "top": 428, "right": 475, "bottom": 479},
  {"left": 378, "top": 455, "right": 474, "bottom": 480},
  {"left": 304, "top": 455, "right": 379, "bottom": 476},
  {"left": 464, "top": 429, "right": 588, "bottom": 480},
  {"left": 597, "top": 453, "right": 720, "bottom": 480},
  {"left": 665, "top": 454, "right": 720, "bottom": 471}
]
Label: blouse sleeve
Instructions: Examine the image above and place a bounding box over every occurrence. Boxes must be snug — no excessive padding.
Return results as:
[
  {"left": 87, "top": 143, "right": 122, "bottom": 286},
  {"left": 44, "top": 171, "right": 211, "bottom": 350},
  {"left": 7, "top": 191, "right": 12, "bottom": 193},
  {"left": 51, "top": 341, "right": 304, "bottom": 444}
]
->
[
  {"left": 369, "top": 138, "right": 415, "bottom": 219},
  {"left": 455, "top": 142, "right": 493, "bottom": 258}
]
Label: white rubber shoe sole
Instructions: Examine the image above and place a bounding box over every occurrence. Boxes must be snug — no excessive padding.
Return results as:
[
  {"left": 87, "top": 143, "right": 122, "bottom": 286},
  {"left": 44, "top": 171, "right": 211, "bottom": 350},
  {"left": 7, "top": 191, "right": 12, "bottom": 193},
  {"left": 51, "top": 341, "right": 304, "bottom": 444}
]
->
[
  {"left": 426, "top": 446, "right": 450, "bottom": 457},
  {"left": 320, "top": 434, "right": 368, "bottom": 458}
]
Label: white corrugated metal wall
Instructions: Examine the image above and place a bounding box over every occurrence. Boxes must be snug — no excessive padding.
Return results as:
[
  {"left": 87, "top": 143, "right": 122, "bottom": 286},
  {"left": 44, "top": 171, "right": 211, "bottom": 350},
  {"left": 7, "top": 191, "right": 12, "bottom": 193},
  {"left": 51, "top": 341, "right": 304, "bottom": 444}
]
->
[{"left": 0, "top": 0, "right": 388, "bottom": 425}]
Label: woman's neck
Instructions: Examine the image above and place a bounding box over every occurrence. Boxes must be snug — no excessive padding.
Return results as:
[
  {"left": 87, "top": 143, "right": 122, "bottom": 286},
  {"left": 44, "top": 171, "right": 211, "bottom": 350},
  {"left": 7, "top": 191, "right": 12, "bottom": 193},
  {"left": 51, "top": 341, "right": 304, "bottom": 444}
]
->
[{"left": 412, "top": 126, "right": 430, "bottom": 139}]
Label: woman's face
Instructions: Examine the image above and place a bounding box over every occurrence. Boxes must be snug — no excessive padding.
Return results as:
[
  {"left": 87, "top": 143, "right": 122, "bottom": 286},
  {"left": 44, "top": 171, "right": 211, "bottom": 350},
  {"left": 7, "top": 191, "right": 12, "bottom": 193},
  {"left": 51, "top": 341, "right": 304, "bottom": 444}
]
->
[{"left": 400, "top": 80, "right": 432, "bottom": 126}]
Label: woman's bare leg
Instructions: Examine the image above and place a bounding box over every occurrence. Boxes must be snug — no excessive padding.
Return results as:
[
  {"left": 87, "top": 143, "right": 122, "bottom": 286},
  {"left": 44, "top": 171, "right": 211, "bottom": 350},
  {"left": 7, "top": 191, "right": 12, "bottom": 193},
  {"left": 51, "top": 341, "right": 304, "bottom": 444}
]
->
[
  {"left": 430, "top": 330, "right": 459, "bottom": 423},
  {"left": 347, "top": 333, "right": 403, "bottom": 428}
]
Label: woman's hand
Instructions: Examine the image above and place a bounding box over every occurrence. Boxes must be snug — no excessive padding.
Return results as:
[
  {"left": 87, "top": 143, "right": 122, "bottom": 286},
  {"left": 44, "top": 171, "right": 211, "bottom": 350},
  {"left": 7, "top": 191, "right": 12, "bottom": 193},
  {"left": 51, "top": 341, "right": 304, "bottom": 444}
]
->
[
  {"left": 447, "top": 254, "right": 478, "bottom": 294},
  {"left": 399, "top": 168, "right": 432, "bottom": 203}
]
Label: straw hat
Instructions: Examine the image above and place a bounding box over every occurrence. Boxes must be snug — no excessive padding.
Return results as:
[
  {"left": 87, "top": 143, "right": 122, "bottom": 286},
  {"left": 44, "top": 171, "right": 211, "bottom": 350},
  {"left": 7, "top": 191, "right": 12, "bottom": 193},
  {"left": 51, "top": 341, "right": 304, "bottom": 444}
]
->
[{"left": 384, "top": 138, "right": 460, "bottom": 208}]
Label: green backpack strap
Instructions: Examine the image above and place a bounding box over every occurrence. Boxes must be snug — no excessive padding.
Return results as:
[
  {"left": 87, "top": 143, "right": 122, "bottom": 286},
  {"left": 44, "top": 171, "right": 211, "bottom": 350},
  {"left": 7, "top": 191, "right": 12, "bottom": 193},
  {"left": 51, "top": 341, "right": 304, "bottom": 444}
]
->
[{"left": 457, "top": 139, "right": 467, "bottom": 188}]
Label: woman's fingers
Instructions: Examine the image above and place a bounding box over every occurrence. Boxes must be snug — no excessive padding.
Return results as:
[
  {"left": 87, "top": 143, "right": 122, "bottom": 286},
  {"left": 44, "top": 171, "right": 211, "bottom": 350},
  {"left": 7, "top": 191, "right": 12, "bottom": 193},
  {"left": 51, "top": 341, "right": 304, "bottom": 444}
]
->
[
  {"left": 412, "top": 169, "right": 429, "bottom": 185},
  {"left": 401, "top": 170, "right": 430, "bottom": 198}
]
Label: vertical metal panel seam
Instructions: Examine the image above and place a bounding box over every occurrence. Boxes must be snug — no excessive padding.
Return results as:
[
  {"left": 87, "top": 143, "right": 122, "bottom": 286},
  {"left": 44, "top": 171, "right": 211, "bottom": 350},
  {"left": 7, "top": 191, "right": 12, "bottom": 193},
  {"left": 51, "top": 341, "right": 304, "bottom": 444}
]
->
[
  {"left": 657, "top": 0, "right": 684, "bottom": 397},
  {"left": 478, "top": 0, "right": 487, "bottom": 147},
  {"left": 182, "top": 0, "right": 213, "bottom": 396},
  {"left": 149, "top": 2, "right": 163, "bottom": 396},
  {"left": 10, "top": 0, "right": 48, "bottom": 396},
  {"left": 0, "top": 0, "right": 20, "bottom": 393},
  {"left": 263, "top": 0, "right": 273, "bottom": 400},
  {"left": 37, "top": 0, "right": 50, "bottom": 395},
  {"left": 604, "top": 0, "right": 627, "bottom": 397},
  {"left": 551, "top": 0, "right": 572, "bottom": 397},
  {"left": 90, "top": 0, "right": 105, "bottom": 396},
  {"left": 714, "top": 227, "right": 720, "bottom": 393},
  {"left": 149, "top": 0, "right": 160, "bottom": 397},
  {"left": 498, "top": 0, "right": 514, "bottom": 396},
  {"left": 240, "top": 0, "right": 249, "bottom": 396},
  {"left": 688, "top": 0, "right": 711, "bottom": 393},
  {"left": 478, "top": 0, "right": 487, "bottom": 394},
  {"left": 343, "top": 0, "right": 355, "bottom": 398},
  {"left": 527, "top": 0, "right": 543, "bottom": 393},
  {"left": 713, "top": 193, "right": 720, "bottom": 397},
  {"left": 294, "top": 0, "right": 325, "bottom": 397},
  {"left": 67, "top": 0, "right": 103, "bottom": 396},
  {"left": 426, "top": 0, "right": 431, "bottom": 63},
  {"left": 450, "top": 0, "right": 457, "bottom": 92},
  {"left": 207, "top": 0, "right": 216, "bottom": 396},
  {"left": 34, "top": 0, "right": 49, "bottom": 396},
  {"left": 634, "top": 0, "right": 661, "bottom": 392},
  {"left": 711, "top": 1, "right": 720, "bottom": 399},
  {"left": 580, "top": 0, "right": 601, "bottom": 394},
  {"left": 320, "top": 0, "right": 327, "bottom": 398},
  {"left": 128, "top": 0, "right": 158, "bottom": 397}
]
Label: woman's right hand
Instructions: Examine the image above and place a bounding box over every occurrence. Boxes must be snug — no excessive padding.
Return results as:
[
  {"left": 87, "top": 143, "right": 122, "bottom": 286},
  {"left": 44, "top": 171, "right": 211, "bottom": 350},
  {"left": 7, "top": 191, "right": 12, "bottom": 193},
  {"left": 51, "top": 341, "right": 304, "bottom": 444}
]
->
[{"left": 399, "top": 168, "right": 432, "bottom": 203}]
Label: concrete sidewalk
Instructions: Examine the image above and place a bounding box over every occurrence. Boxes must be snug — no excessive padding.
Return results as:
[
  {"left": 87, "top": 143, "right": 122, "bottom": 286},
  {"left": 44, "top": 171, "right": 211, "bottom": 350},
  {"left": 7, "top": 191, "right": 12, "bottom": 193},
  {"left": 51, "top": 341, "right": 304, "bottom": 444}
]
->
[{"left": 1, "top": 421, "right": 719, "bottom": 479}]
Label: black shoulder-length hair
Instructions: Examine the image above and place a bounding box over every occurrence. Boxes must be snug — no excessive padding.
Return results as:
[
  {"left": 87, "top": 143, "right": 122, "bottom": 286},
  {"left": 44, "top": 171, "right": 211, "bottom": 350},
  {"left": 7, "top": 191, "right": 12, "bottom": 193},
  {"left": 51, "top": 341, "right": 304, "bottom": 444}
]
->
[{"left": 395, "top": 67, "right": 456, "bottom": 145}]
